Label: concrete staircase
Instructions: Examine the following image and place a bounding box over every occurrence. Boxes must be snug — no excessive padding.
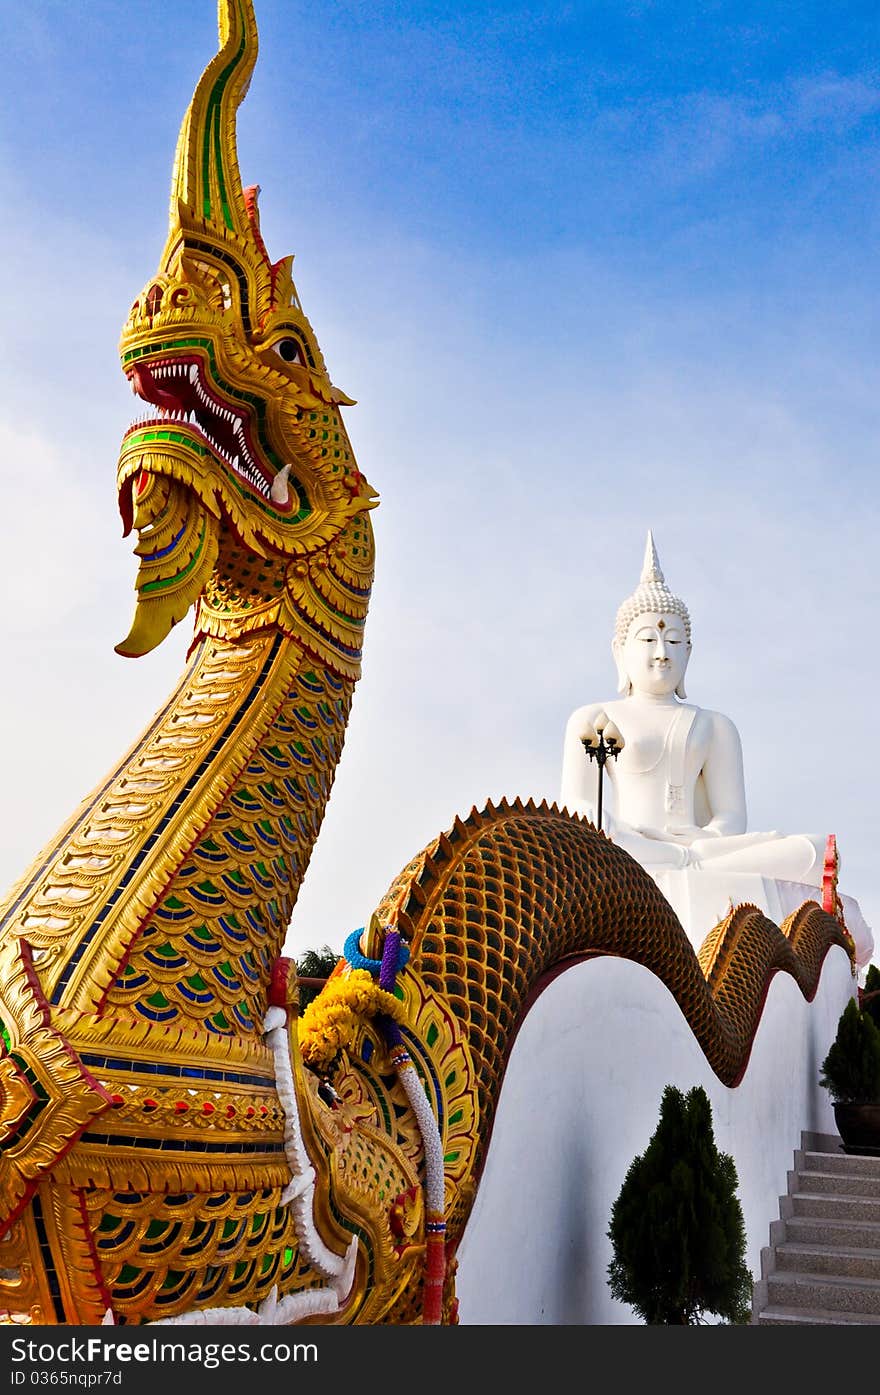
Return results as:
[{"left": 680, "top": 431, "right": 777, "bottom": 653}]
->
[{"left": 752, "top": 1131, "right": 880, "bottom": 1325}]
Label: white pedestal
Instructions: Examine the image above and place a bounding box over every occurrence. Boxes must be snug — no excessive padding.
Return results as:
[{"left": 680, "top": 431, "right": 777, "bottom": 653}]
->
[{"left": 650, "top": 868, "right": 874, "bottom": 969}]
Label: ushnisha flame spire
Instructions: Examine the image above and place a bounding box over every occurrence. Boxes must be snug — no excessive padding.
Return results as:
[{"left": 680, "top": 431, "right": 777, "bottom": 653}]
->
[
  {"left": 614, "top": 529, "right": 692, "bottom": 647},
  {"left": 640, "top": 529, "right": 664, "bottom": 586}
]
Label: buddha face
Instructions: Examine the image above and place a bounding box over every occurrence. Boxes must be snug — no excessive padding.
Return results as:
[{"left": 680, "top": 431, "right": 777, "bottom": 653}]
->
[{"left": 615, "top": 610, "right": 690, "bottom": 698}]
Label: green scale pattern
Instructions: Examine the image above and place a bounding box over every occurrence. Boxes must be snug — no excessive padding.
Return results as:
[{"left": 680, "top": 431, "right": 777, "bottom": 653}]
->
[
  {"left": 87, "top": 1185, "right": 329, "bottom": 1322},
  {"left": 104, "top": 665, "right": 353, "bottom": 1035}
]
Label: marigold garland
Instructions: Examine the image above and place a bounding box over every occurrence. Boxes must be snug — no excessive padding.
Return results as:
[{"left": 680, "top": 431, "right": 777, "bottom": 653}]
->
[{"left": 299, "top": 969, "right": 406, "bottom": 1071}]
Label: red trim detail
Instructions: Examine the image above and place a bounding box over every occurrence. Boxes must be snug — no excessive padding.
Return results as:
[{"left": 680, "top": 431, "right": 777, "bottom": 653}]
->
[
  {"left": 243, "top": 186, "right": 274, "bottom": 278},
  {"left": 822, "top": 834, "right": 838, "bottom": 917},
  {"left": 269, "top": 956, "right": 294, "bottom": 1008},
  {"left": 75, "top": 1189, "right": 116, "bottom": 1318},
  {"left": 422, "top": 1230, "right": 447, "bottom": 1325}
]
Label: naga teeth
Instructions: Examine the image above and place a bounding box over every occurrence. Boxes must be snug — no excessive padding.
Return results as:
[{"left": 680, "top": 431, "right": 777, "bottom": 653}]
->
[
  {"left": 271, "top": 463, "right": 291, "bottom": 505},
  {"left": 126, "top": 358, "right": 272, "bottom": 500}
]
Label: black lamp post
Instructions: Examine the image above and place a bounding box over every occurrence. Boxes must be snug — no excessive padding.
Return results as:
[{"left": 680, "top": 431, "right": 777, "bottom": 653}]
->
[{"left": 581, "top": 717, "right": 623, "bottom": 831}]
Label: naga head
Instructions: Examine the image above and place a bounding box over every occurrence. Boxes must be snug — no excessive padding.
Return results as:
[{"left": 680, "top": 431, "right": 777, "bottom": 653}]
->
[{"left": 117, "top": 0, "right": 377, "bottom": 668}]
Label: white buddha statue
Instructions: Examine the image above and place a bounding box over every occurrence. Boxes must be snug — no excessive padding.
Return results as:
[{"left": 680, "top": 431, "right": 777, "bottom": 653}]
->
[{"left": 560, "top": 532, "right": 874, "bottom": 966}]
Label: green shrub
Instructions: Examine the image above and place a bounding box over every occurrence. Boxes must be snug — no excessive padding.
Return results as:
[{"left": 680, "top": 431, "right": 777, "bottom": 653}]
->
[
  {"left": 861, "top": 964, "right": 880, "bottom": 1032},
  {"left": 607, "top": 1084, "right": 752, "bottom": 1325},
  {"left": 819, "top": 997, "right": 880, "bottom": 1104},
  {"left": 295, "top": 944, "right": 341, "bottom": 1010}
]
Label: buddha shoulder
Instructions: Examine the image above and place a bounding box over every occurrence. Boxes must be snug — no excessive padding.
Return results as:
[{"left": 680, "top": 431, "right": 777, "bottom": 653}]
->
[{"left": 691, "top": 706, "right": 744, "bottom": 760}]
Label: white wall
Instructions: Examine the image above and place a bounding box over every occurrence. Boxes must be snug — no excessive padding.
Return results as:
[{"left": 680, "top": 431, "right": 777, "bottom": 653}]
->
[{"left": 454, "top": 943, "right": 855, "bottom": 1324}]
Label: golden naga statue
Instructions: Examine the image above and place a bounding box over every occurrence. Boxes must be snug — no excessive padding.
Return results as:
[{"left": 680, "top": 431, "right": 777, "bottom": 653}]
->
[{"left": 0, "top": 0, "right": 854, "bottom": 1327}]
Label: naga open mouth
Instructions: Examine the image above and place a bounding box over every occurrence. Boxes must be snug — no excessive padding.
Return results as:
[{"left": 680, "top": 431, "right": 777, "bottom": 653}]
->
[{"left": 124, "top": 356, "right": 283, "bottom": 503}]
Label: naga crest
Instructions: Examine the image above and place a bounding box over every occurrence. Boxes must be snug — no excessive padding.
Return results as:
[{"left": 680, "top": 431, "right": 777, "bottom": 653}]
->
[{"left": 117, "top": 0, "right": 377, "bottom": 662}]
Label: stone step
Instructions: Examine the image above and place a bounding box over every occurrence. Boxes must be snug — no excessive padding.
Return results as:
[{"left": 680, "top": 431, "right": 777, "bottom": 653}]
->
[
  {"left": 799, "top": 1148, "right": 880, "bottom": 1179},
  {"left": 756, "top": 1304, "right": 880, "bottom": 1326},
  {"left": 783, "top": 1214, "right": 880, "bottom": 1250},
  {"left": 766, "top": 1270, "right": 880, "bottom": 1316},
  {"left": 791, "top": 1192, "right": 880, "bottom": 1223},
  {"left": 775, "top": 1241, "right": 880, "bottom": 1281},
  {"left": 752, "top": 1133, "right": 880, "bottom": 1327},
  {"left": 797, "top": 1169, "right": 880, "bottom": 1198},
  {"left": 802, "top": 1131, "right": 847, "bottom": 1154}
]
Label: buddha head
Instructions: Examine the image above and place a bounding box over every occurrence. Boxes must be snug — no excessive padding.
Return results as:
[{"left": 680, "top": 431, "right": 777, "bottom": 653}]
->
[{"left": 613, "top": 532, "right": 691, "bottom": 699}]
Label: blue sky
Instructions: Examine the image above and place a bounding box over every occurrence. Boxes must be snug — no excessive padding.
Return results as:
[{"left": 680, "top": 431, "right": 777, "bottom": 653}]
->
[{"left": 0, "top": 1, "right": 878, "bottom": 966}]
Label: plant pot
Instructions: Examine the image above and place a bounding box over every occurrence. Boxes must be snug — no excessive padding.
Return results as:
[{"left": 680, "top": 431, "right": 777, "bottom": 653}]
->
[{"left": 833, "top": 1102, "right": 880, "bottom": 1156}]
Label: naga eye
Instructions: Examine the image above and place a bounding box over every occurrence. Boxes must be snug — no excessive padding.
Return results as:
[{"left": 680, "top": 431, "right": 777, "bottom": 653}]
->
[{"left": 274, "top": 337, "right": 303, "bottom": 365}]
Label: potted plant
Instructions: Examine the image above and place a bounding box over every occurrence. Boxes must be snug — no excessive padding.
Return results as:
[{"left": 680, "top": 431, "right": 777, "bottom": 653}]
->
[
  {"left": 606, "top": 1084, "right": 752, "bottom": 1324},
  {"left": 819, "top": 993, "right": 880, "bottom": 1156}
]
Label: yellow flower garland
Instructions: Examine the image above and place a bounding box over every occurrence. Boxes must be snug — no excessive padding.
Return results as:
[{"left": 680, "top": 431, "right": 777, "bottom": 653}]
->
[{"left": 298, "top": 968, "right": 405, "bottom": 1071}]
